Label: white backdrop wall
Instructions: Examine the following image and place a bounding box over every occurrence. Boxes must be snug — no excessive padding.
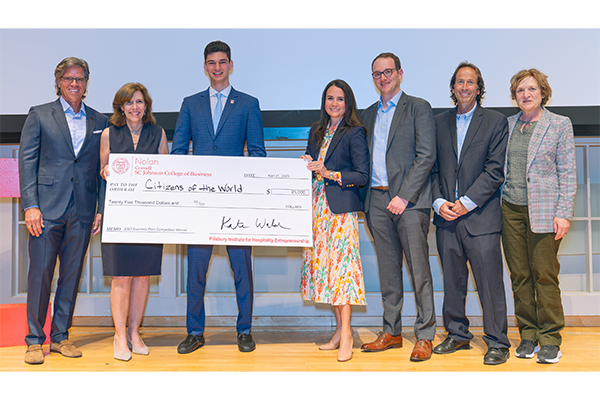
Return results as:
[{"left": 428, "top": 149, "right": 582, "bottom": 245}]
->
[{"left": 1, "top": 29, "right": 599, "bottom": 116}]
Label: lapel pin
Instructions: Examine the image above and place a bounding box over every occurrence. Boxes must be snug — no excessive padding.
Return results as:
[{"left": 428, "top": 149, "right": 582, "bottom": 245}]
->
[{"left": 231, "top": 100, "right": 234, "bottom": 104}]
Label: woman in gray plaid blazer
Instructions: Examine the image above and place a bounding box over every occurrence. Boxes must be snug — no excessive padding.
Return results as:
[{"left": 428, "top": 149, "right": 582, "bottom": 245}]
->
[{"left": 501, "top": 69, "right": 576, "bottom": 365}]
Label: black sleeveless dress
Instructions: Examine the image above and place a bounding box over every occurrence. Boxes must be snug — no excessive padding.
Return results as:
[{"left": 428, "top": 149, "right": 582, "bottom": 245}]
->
[{"left": 101, "top": 124, "right": 163, "bottom": 276}]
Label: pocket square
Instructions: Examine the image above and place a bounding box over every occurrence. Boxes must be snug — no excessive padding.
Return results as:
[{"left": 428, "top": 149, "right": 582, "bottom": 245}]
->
[{"left": 93, "top": 130, "right": 103, "bottom": 134}]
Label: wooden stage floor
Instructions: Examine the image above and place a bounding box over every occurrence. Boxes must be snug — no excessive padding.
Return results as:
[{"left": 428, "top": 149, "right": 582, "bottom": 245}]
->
[{"left": 2, "top": 326, "right": 599, "bottom": 373}]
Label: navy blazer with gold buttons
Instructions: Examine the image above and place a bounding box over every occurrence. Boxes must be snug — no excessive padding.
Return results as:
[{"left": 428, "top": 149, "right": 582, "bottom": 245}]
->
[{"left": 305, "top": 122, "right": 370, "bottom": 214}]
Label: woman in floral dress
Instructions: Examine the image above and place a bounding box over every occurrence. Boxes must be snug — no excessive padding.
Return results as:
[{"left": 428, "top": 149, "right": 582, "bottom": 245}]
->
[{"left": 301, "top": 79, "right": 369, "bottom": 362}]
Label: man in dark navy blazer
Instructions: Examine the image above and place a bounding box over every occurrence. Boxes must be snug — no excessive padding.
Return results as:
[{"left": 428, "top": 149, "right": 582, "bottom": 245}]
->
[
  {"left": 19, "top": 57, "right": 108, "bottom": 364},
  {"left": 171, "top": 41, "right": 266, "bottom": 354},
  {"left": 430, "top": 62, "right": 510, "bottom": 365}
]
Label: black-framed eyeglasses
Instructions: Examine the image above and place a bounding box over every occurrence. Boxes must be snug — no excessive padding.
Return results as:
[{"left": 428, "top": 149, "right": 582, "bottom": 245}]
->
[
  {"left": 371, "top": 68, "right": 397, "bottom": 80},
  {"left": 61, "top": 77, "right": 87, "bottom": 84}
]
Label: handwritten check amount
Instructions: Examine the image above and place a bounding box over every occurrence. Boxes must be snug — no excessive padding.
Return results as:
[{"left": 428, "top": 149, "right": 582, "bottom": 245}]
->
[{"left": 102, "top": 154, "right": 313, "bottom": 247}]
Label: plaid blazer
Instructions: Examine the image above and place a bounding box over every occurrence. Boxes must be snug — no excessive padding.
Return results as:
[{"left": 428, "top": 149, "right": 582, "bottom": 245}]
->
[{"left": 504, "top": 107, "right": 576, "bottom": 233}]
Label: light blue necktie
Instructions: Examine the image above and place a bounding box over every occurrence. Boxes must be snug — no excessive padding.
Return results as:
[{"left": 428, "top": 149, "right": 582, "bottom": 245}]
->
[{"left": 213, "top": 93, "right": 223, "bottom": 132}]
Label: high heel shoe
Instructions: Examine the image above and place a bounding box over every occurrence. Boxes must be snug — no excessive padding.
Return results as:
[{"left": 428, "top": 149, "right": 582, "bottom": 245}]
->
[
  {"left": 318, "top": 341, "right": 340, "bottom": 351},
  {"left": 114, "top": 337, "right": 132, "bottom": 362},
  {"left": 127, "top": 329, "right": 149, "bottom": 355},
  {"left": 337, "top": 334, "right": 354, "bottom": 362},
  {"left": 318, "top": 333, "right": 340, "bottom": 351}
]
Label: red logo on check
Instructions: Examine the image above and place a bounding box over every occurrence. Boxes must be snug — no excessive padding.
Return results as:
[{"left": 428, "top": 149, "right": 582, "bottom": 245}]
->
[{"left": 112, "top": 157, "right": 130, "bottom": 174}]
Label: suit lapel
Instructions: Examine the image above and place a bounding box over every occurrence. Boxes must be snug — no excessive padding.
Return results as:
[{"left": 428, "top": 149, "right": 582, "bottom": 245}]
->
[
  {"left": 448, "top": 108, "right": 458, "bottom": 161},
  {"left": 458, "top": 106, "right": 483, "bottom": 168},
  {"left": 215, "top": 87, "right": 238, "bottom": 137},
  {"left": 363, "top": 104, "right": 377, "bottom": 167},
  {"left": 323, "top": 121, "right": 346, "bottom": 163},
  {"left": 80, "top": 104, "right": 96, "bottom": 155},
  {"left": 199, "top": 90, "right": 215, "bottom": 138},
  {"left": 527, "top": 108, "right": 551, "bottom": 172},
  {"left": 51, "top": 99, "right": 76, "bottom": 157},
  {"left": 386, "top": 92, "right": 407, "bottom": 151}
]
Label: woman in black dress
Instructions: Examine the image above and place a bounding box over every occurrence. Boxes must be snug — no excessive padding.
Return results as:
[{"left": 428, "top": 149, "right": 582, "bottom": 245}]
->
[{"left": 100, "top": 83, "right": 168, "bottom": 361}]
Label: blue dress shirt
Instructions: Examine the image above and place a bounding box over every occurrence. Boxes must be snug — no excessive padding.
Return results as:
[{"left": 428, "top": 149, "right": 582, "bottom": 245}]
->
[
  {"left": 371, "top": 90, "right": 402, "bottom": 188},
  {"left": 60, "top": 96, "right": 86, "bottom": 156}
]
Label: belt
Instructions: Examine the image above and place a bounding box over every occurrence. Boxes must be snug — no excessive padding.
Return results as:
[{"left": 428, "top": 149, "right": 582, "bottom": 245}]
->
[{"left": 372, "top": 186, "right": 389, "bottom": 191}]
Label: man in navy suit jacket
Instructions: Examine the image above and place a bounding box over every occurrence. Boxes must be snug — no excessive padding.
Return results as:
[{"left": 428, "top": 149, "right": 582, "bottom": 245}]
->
[
  {"left": 19, "top": 57, "right": 108, "bottom": 364},
  {"left": 430, "top": 62, "right": 510, "bottom": 365},
  {"left": 171, "top": 41, "right": 266, "bottom": 354}
]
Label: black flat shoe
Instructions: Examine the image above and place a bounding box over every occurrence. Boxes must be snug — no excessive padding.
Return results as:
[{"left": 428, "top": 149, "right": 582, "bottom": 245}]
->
[
  {"left": 433, "top": 337, "right": 471, "bottom": 354},
  {"left": 177, "top": 334, "right": 205, "bottom": 354},
  {"left": 483, "top": 347, "right": 510, "bottom": 365},
  {"left": 237, "top": 332, "right": 256, "bottom": 352}
]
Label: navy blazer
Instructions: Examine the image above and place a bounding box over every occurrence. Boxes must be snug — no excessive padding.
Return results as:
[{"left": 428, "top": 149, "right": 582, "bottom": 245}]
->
[
  {"left": 305, "top": 122, "right": 369, "bottom": 214},
  {"left": 431, "top": 105, "right": 509, "bottom": 236},
  {"left": 19, "top": 99, "right": 108, "bottom": 223},
  {"left": 171, "top": 87, "right": 266, "bottom": 157}
]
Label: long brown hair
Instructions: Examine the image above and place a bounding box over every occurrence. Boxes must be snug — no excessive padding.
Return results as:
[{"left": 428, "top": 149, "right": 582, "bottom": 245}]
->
[{"left": 309, "top": 79, "right": 366, "bottom": 150}]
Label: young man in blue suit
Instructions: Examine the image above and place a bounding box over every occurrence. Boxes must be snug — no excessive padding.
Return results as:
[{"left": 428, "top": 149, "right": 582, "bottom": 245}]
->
[
  {"left": 171, "top": 41, "right": 266, "bottom": 354},
  {"left": 19, "top": 57, "right": 108, "bottom": 364}
]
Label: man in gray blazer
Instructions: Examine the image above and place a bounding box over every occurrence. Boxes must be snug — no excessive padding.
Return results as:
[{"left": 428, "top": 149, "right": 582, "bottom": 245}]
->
[
  {"left": 19, "top": 57, "right": 108, "bottom": 364},
  {"left": 360, "top": 52, "right": 437, "bottom": 362},
  {"left": 430, "top": 62, "right": 510, "bottom": 365}
]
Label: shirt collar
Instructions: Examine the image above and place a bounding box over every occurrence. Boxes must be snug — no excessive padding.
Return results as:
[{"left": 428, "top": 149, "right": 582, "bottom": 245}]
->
[
  {"left": 209, "top": 85, "right": 232, "bottom": 98},
  {"left": 378, "top": 90, "right": 402, "bottom": 111},
  {"left": 60, "top": 96, "right": 86, "bottom": 116},
  {"left": 457, "top": 103, "right": 476, "bottom": 120}
]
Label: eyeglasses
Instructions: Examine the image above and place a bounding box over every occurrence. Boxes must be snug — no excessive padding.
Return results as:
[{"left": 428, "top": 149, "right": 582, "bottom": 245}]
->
[
  {"left": 371, "top": 68, "right": 397, "bottom": 80},
  {"left": 61, "top": 77, "right": 87, "bottom": 84}
]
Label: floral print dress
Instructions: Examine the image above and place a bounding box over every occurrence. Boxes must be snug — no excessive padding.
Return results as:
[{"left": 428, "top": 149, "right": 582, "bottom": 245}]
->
[{"left": 300, "top": 128, "right": 366, "bottom": 306}]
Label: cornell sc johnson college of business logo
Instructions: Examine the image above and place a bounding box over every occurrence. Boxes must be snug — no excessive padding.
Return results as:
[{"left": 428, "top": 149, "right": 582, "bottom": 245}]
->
[{"left": 112, "top": 157, "right": 130, "bottom": 174}]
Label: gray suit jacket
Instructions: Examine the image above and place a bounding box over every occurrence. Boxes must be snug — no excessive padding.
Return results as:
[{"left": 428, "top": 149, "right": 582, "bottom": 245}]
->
[
  {"left": 19, "top": 99, "right": 108, "bottom": 223},
  {"left": 360, "top": 92, "right": 436, "bottom": 211},
  {"left": 431, "top": 105, "right": 508, "bottom": 235}
]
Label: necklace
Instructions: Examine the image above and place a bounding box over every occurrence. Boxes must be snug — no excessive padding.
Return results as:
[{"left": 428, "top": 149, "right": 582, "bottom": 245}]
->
[
  {"left": 128, "top": 125, "right": 142, "bottom": 149},
  {"left": 326, "top": 119, "right": 342, "bottom": 136}
]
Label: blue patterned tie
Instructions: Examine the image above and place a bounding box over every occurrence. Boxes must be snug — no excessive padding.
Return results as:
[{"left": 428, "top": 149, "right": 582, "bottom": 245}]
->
[{"left": 213, "top": 93, "right": 223, "bottom": 132}]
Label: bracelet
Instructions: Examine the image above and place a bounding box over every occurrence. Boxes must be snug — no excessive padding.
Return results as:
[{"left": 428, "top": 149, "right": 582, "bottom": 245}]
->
[{"left": 328, "top": 170, "right": 342, "bottom": 185}]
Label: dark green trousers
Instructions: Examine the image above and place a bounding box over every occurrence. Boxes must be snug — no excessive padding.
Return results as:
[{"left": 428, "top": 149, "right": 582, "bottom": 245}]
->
[{"left": 501, "top": 200, "right": 564, "bottom": 346}]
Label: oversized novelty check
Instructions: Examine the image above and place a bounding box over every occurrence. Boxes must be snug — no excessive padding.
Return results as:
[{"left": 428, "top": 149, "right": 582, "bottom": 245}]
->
[{"left": 101, "top": 154, "right": 312, "bottom": 247}]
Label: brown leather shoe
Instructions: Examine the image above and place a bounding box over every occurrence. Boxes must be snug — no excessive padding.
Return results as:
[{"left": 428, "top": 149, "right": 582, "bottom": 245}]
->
[
  {"left": 24, "top": 344, "right": 44, "bottom": 365},
  {"left": 410, "top": 339, "right": 433, "bottom": 362},
  {"left": 50, "top": 339, "right": 82, "bottom": 358},
  {"left": 361, "top": 331, "right": 403, "bottom": 352}
]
